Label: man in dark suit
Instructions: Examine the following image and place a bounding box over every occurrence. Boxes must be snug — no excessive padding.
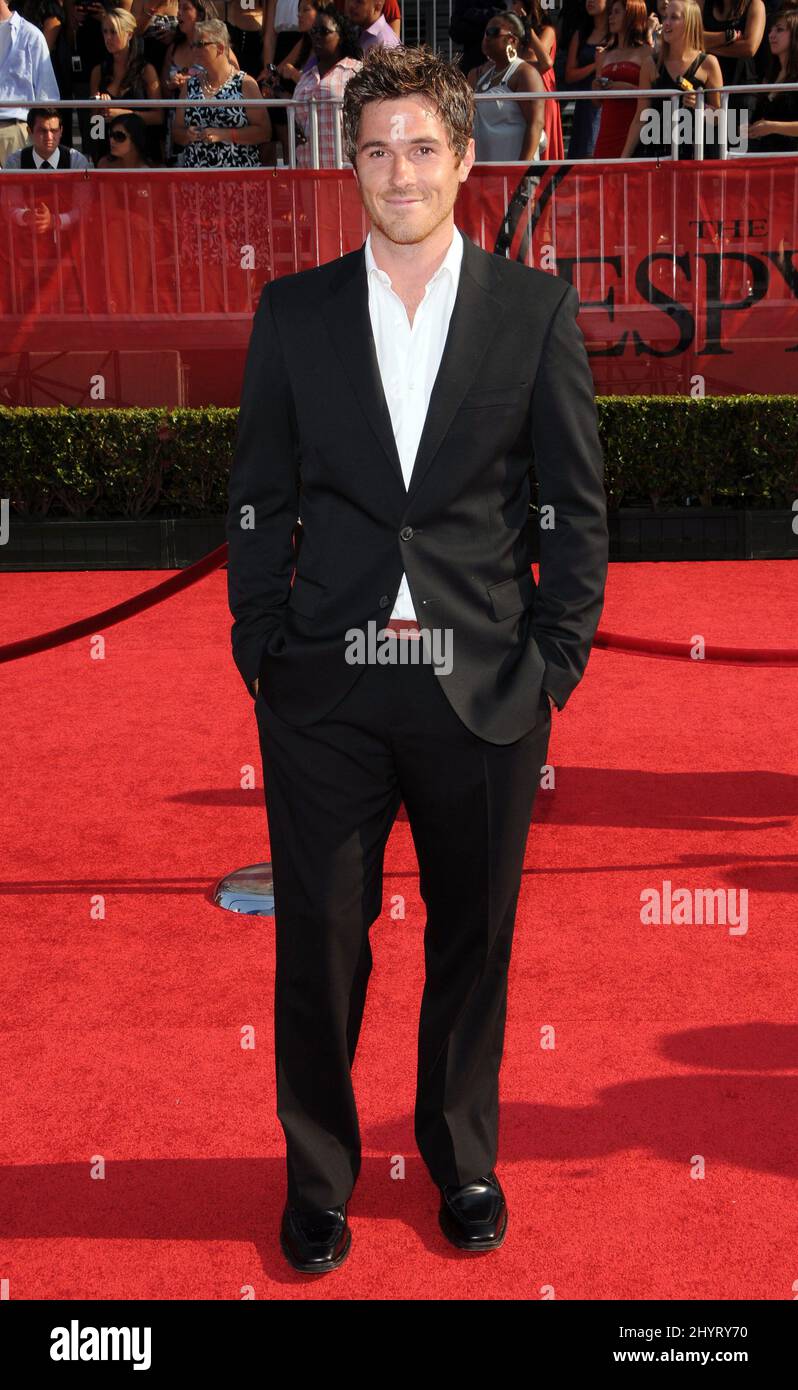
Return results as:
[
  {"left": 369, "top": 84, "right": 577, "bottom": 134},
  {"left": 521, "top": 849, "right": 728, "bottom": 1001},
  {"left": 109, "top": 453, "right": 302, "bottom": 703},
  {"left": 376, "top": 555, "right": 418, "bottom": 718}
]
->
[{"left": 226, "top": 43, "right": 608, "bottom": 1275}]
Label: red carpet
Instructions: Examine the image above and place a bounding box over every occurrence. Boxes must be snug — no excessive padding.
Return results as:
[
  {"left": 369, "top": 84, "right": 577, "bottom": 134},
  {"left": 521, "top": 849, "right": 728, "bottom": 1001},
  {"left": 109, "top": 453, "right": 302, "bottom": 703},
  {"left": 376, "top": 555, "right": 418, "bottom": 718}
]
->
[{"left": 1, "top": 560, "right": 796, "bottom": 1300}]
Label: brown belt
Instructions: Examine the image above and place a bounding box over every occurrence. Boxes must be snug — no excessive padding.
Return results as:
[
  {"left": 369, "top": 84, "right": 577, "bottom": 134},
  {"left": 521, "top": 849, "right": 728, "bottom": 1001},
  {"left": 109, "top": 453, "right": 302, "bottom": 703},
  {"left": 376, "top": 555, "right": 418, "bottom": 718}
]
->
[{"left": 383, "top": 618, "right": 422, "bottom": 639}]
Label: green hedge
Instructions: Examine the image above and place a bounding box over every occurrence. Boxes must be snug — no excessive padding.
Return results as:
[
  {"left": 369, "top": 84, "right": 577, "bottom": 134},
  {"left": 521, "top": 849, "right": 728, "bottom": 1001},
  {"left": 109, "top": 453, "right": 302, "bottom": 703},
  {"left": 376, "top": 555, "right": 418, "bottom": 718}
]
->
[{"left": 0, "top": 397, "right": 796, "bottom": 519}]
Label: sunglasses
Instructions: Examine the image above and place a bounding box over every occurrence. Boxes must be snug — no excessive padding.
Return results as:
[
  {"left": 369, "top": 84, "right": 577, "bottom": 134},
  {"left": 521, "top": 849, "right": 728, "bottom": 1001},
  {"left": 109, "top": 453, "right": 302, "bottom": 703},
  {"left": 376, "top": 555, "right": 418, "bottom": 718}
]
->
[
  {"left": 189, "top": 39, "right": 213, "bottom": 47},
  {"left": 484, "top": 25, "right": 511, "bottom": 36},
  {"left": 310, "top": 24, "right": 336, "bottom": 35},
  {"left": 110, "top": 129, "right": 129, "bottom": 142}
]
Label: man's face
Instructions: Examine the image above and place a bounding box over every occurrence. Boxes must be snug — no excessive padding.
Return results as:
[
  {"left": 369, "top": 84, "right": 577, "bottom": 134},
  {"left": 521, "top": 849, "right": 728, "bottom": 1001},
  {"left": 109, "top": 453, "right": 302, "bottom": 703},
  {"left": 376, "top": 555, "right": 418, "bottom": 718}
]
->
[
  {"left": 32, "top": 118, "right": 62, "bottom": 158},
  {"left": 345, "top": 0, "right": 379, "bottom": 29},
  {"left": 353, "top": 96, "right": 474, "bottom": 247}
]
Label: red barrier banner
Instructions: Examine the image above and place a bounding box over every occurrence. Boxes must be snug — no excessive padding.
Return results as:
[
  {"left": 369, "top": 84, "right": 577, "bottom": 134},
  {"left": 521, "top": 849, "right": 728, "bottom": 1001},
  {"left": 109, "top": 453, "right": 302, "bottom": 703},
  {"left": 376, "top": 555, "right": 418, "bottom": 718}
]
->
[{"left": 0, "top": 159, "right": 796, "bottom": 406}]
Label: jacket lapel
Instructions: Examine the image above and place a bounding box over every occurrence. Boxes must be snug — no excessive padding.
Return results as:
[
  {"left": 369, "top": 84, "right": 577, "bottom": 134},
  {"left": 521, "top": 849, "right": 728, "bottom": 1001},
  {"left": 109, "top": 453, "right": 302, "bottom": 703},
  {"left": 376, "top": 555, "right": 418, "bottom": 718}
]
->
[
  {"left": 319, "top": 231, "right": 505, "bottom": 499},
  {"left": 407, "top": 234, "right": 504, "bottom": 503},
  {"left": 319, "top": 250, "right": 405, "bottom": 490}
]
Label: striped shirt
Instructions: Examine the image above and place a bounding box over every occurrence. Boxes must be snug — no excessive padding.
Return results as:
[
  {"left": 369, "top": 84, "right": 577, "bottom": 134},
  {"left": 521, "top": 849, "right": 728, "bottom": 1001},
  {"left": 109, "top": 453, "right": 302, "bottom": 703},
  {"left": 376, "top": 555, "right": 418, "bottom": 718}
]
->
[{"left": 294, "top": 56, "right": 362, "bottom": 169}]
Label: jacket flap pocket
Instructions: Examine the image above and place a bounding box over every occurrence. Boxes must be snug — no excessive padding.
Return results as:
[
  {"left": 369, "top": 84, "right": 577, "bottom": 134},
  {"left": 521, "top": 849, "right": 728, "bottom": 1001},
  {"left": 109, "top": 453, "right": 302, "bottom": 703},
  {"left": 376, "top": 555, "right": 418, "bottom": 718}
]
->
[
  {"left": 287, "top": 573, "right": 326, "bottom": 618},
  {"left": 487, "top": 568, "right": 535, "bottom": 621}
]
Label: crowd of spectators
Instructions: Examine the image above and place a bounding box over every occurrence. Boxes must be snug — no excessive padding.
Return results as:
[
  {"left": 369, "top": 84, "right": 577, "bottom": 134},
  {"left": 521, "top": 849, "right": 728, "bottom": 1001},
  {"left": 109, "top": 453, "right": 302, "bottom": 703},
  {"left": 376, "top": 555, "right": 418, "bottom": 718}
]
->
[
  {"left": 556, "top": 0, "right": 798, "bottom": 156},
  {"left": 0, "top": 0, "right": 797, "bottom": 170}
]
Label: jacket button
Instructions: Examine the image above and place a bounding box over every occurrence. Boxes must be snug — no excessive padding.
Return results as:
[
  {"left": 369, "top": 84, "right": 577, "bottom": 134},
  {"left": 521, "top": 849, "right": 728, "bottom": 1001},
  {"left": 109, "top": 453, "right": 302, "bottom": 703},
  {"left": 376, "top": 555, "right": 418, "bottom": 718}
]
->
[
  {"left": 400, "top": 526, "right": 414, "bottom": 541},
  {"left": 379, "top": 594, "right": 390, "bottom": 608}
]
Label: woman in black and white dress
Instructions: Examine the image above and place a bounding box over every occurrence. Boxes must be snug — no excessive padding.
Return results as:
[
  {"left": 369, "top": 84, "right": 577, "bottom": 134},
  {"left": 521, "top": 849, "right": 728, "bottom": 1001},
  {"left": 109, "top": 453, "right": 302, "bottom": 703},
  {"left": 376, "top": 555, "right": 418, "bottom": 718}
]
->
[{"left": 171, "top": 15, "right": 270, "bottom": 165}]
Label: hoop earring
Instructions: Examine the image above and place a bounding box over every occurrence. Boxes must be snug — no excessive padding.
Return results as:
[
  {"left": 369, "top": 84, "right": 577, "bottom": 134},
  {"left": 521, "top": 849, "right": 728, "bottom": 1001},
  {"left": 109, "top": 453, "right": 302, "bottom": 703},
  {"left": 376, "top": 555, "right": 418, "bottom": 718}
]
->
[{"left": 506, "top": 43, "right": 517, "bottom": 60}]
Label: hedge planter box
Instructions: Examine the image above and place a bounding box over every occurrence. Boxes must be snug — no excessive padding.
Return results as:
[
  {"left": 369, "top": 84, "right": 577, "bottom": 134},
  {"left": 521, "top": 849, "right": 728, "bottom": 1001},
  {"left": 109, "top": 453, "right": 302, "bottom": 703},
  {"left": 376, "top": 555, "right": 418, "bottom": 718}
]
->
[
  {"left": 529, "top": 508, "right": 797, "bottom": 561},
  {"left": 611, "top": 507, "right": 746, "bottom": 561},
  {"left": 0, "top": 511, "right": 795, "bottom": 571},
  {"left": 744, "top": 510, "right": 798, "bottom": 560},
  {"left": 0, "top": 517, "right": 227, "bottom": 570}
]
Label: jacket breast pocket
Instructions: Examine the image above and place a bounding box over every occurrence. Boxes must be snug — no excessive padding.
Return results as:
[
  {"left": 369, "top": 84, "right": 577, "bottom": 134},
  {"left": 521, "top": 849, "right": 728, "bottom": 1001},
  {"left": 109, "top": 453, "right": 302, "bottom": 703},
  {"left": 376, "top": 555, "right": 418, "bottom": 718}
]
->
[
  {"left": 487, "top": 568, "right": 535, "bottom": 621},
  {"left": 460, "top": 381, "right": 529, "bottom": 411},
  {"left": 287, "top": 572, "right": 326, "bottom": 618}
]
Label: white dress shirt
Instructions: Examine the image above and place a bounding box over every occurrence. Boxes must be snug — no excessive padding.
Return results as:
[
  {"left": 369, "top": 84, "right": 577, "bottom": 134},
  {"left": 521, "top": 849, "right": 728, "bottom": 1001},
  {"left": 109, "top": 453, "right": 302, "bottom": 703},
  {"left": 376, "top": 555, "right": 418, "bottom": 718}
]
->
[
  {"left": 364, "top": 225, "right": 463, "bottom": 621},
  {"left": 0, "top": 12, "right": 60, "bottom": 122},
  {"left": 2, "top": 144, "right": 92, "bottom": 174}
]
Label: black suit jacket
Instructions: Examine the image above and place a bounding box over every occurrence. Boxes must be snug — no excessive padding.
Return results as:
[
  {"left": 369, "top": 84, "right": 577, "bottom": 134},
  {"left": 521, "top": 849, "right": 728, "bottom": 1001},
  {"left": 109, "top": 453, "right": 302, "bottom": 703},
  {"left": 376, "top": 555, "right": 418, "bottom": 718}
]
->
[{"left": 226, "top": 230, "right": 608, "bottom": 746}]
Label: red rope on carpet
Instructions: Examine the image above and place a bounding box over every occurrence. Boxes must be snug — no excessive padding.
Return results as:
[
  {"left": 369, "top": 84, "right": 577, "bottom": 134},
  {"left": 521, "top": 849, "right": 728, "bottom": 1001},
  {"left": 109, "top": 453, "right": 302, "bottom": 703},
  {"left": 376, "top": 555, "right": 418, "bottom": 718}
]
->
[
  {"left": 593, "top": 631, "right": 798, "bottom": 665},
  {"left": 0, "top": 544, "right": 796, "bottom": 667},
  {"left": 0, "top": 543, "right": 228, "bottom": 664}
]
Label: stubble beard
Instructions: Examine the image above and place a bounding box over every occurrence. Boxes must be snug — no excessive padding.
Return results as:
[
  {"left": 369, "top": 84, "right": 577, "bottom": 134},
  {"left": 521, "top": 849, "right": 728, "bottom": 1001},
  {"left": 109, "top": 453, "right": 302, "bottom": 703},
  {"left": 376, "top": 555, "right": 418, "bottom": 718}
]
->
[{"left": 364, "top": 185, "right": 459, "bottom": 247}]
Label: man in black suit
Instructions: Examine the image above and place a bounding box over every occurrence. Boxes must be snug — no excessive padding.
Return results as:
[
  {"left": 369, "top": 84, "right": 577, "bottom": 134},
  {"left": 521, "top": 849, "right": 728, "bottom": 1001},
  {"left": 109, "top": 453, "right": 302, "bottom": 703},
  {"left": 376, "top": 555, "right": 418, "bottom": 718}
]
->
[{"left": 226, "top": 43, "right": 608, "bottom": 1275}]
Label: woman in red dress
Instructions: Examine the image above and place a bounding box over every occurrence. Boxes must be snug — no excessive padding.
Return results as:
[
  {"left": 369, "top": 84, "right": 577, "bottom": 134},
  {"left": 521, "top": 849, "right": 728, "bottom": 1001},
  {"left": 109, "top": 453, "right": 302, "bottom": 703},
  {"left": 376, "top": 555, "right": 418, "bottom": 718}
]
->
[
  {"left": 592, "top": 0, "right": 652, "bottom": 158},
  {"left": 513, "top": 0, "right": 565, "bottom": 159}
]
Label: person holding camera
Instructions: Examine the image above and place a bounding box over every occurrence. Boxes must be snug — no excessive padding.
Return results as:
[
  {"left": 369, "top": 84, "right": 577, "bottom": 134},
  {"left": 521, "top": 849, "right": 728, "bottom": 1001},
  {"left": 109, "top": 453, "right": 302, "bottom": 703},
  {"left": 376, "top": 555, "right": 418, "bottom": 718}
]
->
[{"left": 258, "top": 0, "right": 317, "bottom": 162}]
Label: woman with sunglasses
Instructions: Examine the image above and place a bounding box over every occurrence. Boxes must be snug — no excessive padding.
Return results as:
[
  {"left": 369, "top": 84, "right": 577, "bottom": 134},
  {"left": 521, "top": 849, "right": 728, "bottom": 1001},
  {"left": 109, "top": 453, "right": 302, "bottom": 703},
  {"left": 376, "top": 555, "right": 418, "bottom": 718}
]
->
[
  {"left": 96, "top": 112, "right": 154, "bottom": 166},
  {"left": 161, "top": 3, "right": 241, "bottom": 164},
  {"left": 93, "top": 113, "right": 161, "bottom": 319},
  {"left": 171, "top": 15, "right": 271, "bottom": 164},
  {"left": 468, "top": 11, "right": 546, "bottom": 163},
  {"left": 292, "top": 4, "right": 362, "bottom": 166}
]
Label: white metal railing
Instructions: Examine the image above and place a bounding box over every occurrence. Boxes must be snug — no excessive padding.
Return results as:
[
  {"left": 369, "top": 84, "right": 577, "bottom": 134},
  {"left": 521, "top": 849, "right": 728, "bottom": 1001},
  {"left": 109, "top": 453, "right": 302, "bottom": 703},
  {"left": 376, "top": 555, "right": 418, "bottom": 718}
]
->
[{"left": 1, "top": 82, "right": 797, "bottom": 168}]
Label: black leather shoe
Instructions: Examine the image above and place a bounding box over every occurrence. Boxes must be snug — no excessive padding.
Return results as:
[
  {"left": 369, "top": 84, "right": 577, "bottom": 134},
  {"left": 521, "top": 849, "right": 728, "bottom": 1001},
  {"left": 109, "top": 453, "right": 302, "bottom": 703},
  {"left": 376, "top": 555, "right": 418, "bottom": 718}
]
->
[
  {"left": 280, "top": 1202, "right": 351, "bottom": 1274},
  {"left": 438, "top": 1171, "right": 508, "bottom": 1252}
]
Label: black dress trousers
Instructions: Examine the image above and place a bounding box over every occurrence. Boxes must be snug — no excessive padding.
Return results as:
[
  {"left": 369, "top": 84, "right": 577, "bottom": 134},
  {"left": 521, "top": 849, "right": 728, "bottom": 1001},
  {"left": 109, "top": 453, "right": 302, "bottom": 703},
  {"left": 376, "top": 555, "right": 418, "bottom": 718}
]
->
[{"left": 255, "top": 646, "right": 552, "bottom": 1212}]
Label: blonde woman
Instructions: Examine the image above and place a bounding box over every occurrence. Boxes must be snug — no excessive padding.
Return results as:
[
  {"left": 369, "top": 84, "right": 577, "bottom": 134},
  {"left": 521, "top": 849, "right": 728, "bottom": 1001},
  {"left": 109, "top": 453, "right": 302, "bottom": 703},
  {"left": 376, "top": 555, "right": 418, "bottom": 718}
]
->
[
  {"left": 620, "top": 0, "right": 722, "bottom": 158},
  {"left": 89, "top": 7, "right": 165, "bottom": 162}
]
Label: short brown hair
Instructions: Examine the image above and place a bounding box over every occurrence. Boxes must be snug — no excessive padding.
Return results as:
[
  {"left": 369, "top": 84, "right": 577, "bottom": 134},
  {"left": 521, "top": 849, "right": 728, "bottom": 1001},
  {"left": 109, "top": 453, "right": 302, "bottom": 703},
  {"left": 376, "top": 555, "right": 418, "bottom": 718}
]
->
[
  {"left": 341, "top": 44, "right": 474, "bottom": 167},
  {"left": 27, "top": 107, "right": 63, "bottom": 129}
]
